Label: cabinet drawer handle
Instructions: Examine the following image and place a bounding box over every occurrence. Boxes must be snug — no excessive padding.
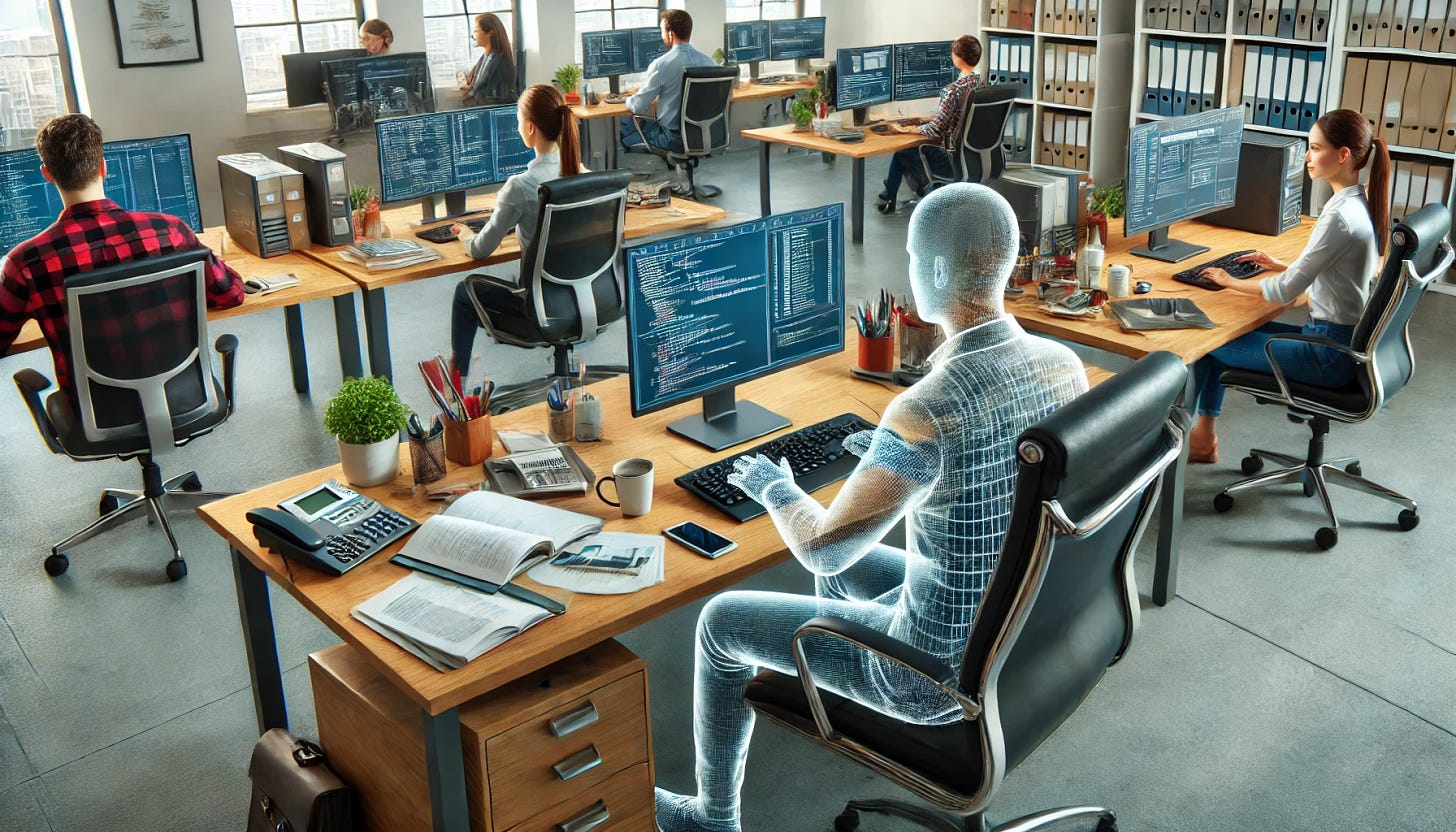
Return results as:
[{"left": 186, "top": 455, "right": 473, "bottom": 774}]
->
[
  {"left": 549, "top": 701, "right": 600, "bottom": 737},
  {"left": 552, "top": 745, "right": 603, "bottom": 781},
  {"left": 557, "top": 800, "right": 610, "bottom": 832}
]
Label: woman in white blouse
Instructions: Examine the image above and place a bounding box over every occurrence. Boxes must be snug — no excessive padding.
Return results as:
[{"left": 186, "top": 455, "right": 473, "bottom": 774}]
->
[{"left": 1187, "top": 108, "right": 1391, "bottom": 463}]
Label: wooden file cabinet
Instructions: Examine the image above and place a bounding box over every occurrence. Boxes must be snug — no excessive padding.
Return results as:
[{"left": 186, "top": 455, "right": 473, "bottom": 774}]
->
[{"left": 309, "top": 639, "right": 654, "bottom": 832}]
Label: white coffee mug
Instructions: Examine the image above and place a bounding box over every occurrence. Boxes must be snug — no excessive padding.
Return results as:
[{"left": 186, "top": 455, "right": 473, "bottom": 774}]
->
[
  {"left": 1108, "top": 264, "right": 1132, "bottom": 298},
  {"left": 596, "top": 458, "right": 654, "bottom": 516}
]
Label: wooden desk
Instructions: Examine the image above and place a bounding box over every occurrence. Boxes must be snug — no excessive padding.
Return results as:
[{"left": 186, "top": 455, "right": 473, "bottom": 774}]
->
[
  {"left": 741, "top": 124, "right": 925, "bottom": 244},
  {"left": 4, "top": 228, "right": 363, "bottom": 394},
  {"left": 298, "top": 194, "right": 727, "bottom": 381}
]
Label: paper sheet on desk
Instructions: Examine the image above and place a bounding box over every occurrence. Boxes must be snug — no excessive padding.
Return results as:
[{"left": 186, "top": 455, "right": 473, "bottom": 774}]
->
[{"left": 528, "top": 532, "right": 665, "bottom": 594}]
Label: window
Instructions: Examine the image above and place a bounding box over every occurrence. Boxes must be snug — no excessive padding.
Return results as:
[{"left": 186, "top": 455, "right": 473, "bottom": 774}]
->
[
  {"left": 0, "top": 0, "right": 74, "bottom": 150},
  {"left": 423, "top": 1, "right": 519, "bottom": 95},
  {"left": 573, "top": 0, "right": 662, "bottom": 66},
  {"left": 231, "top": 0, "right": 364, "bottom": 111}
]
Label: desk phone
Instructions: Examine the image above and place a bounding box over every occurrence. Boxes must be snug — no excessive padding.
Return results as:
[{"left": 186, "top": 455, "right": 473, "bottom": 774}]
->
[{"left": 249, "top": 479, "right": 417, "bottom": 576}]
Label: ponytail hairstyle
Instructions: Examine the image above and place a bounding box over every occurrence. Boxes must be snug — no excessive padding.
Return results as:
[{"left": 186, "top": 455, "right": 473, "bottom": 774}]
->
[
  {"left": 519, "top": 83, "right": 582, "bottom": 177},
  {"left": 1316, "top": 108, "right": 1392, "bottom": 255}
]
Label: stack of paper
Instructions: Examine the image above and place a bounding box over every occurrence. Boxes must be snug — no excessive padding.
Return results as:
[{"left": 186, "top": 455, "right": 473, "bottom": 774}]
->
[
  {"left": 529, "top": 532, "right": 667, "bottom": 595},
  {"left": 339, "top": 239, "right": 442, "bottom": 271}
]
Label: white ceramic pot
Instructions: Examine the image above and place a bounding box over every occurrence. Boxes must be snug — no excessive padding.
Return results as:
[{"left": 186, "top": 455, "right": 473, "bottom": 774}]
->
[{"left": 337, "top": 437, "right": 399, "bottom": 488}]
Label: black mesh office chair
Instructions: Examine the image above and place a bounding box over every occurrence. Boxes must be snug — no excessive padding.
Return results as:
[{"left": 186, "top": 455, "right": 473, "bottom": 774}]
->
[
  {"left": 13, "top": 248, "right": 240, "bottom": 581},
  {"left": 463, "top": 170, "right": 633, "bottom": 412},
  {"left": 631, "top": 65, "right": 738, "bottom": 199},
  {"left": 918, "top": 83, "right": 1021, "bottom": 189},
  {"left": 744, "top": 352, "right": 1189, "bottom": 832},
  {"left": 1213, "top": 203, "right": 1453, "bottom": 550}
]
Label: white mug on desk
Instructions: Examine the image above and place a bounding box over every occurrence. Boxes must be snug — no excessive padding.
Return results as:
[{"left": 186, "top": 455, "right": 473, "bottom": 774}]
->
[{"left": 596, "top": 458, "right": 654, "bottom": 516}]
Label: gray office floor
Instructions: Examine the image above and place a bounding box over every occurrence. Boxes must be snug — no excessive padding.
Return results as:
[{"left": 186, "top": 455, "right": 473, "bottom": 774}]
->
[{"left": 2, "top": 143, "right": 1454, "bottom": 832}]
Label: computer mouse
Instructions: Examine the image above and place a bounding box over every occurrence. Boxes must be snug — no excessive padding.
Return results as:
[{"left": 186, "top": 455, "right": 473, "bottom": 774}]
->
[{"left": 1134, "top": 281, "right": 1153, "bottom": 294}]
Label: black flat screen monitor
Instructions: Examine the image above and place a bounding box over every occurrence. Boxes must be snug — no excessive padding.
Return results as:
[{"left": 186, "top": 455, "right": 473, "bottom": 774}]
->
[
  {"left": 631, "top": 26, "right": 668, "bottom": 73},
  {"left": 625, "top": 203, "right": 845, "bottom": 451},
  {"left": 376, "top": 105, "right": 531, "bottom": 205},
  {"left": 582, "top": 29, "right": 634, "bottom": 79},
  {"left": 724, "top": 21, "right": 770, "bottom": 64},
  {"left": 893, "top": 41, "right": 955, "bottom": 101},
  {"left": 1124, "top": 106, "right": 1245, "bottom": 262},
  {"left": 322, "top": 52, "right": 435, "bottom": 132},
  {"left": 836, "top": 45, "right": 894, "bottom": 112},
  {"left": 283, "top": 48, "right": 367, "bottom": 107},
  {"left": 768, "top": 17, "right": 826, "bottom": 61},
  {"left": 0, "top": 133, "right": 203, "bottom": 254}
]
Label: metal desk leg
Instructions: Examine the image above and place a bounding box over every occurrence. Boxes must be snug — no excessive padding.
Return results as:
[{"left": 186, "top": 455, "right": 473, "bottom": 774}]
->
[
  {"left": 362, "top": 286, "right": 393, "bottom": 382},
  {"left": 232, "top": 547, "right": 288, "bottom": 733},
  {"left": 422, "top": 708, "right": 470, "bottom": 832},
  {"left": 758, "top": 142, "right": 772, "bottom": 217},
  {"left": 1152, "top": 366, "right": 1194, "bottom": 606},
  {"left": 606, "top": 117, "right": 618, "bottom": 170},
  {"left": 851, "top": 157, "right": 865, "bottom": 244},
  {"left": 332, "top": 293, "right": 365, "bottom": 380},
  {"left": 284, "top": 304, "right": 309, "bottom": 394}
]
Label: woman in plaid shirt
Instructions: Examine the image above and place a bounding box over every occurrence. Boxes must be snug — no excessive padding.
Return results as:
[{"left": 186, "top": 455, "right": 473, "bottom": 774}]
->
[{"left": 877, "top": 35, "right": 987, "bottom": 214}]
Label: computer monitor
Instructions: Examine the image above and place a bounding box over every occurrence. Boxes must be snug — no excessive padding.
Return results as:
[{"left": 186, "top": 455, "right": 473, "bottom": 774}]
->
[
  {"left": 631, "top": 26, "right": 668, "bottom": 73},
  {"left": 893, "top": 41, "right": 955, "bottom": 101},
  {"left": 1124, "top": 105, "right": 1245, "bottom": 262},
  {"left": 835, "top": 45, "right": 894, "bottom": 120},
  {"left": 282, "top": 48, "right": 367, "bottom": 108},
  {"left": 376, "top": 105, "right": 531, "bottom": 219},
  {"left": 768, "top": 17, "right": 826, "bottom": 61},
  {"left": 582, "top": 29, "right": 634, "bottom": 80},
  {"left": 0, "top": 133, "right": 203, "bottom": 254},
  {"left": 625, "top": 203, "right": 845, "bottom": 451},
  {"left": 322, "top": 52, "right": 435, "bottom": 134},
  {"left": 724, "top": 20, "right": 770, "bottom": 65}
]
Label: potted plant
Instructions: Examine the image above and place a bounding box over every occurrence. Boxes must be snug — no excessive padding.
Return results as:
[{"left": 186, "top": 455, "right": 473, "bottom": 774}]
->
[
  {"left": 1085, "top": 179, "right": 1125, "bottom": 246},
  {"left": 554, "top": 64, "right": 583, "bottom": 105},
  {"left": 349, "top": 186, "right": 373, "bottom": 240},
  {"left": 323, "top": 376, "right": 410, "bottom": 487},
  {"left": 790, "top": 89, "right": 819, "bottom": 131}
]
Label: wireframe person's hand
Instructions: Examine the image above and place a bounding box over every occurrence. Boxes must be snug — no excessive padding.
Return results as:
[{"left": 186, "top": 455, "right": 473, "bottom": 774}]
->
[
  {"left": 841, "top": 429, "right": 875, "bottom": 458},
  {"left": 727, "top": 454, "right": 794, "bottom": 501}
]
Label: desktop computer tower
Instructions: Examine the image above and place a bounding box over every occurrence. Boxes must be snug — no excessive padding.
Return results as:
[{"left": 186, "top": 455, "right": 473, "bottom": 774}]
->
[
  {"left": 1203, "top": 132, "right": 1306, "bottom": 236},
  {"left": 277, "top": 142, "right": 354, "bottom": 247},
  {"left": 217, "top": 153, "right": 311, "bottom": 258}
]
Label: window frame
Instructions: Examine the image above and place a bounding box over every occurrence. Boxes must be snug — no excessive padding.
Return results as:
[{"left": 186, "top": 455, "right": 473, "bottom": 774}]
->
[
  {"left": 422, "top": 1, "right": 524, "bottom": 92},
  {"left": 573, "top": 0, "right": 667, "bottom": 75},
  {"left": 0, "top": 0, "right": 79, "bottom": 149},
  {"left": 725, "top": 0, "right": 806, "bottom": 22},
  {"left": 231, "top": 0, "right": 367, "bottom": 110}
]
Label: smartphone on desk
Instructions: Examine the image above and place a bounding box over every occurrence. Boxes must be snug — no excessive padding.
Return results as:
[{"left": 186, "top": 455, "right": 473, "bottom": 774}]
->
[{"left": 664, "top": 521, "right": 737, "bottom": 559}]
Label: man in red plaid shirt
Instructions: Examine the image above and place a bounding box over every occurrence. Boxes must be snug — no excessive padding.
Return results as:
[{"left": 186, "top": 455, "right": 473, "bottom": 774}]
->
[{"left": 0, "top": 114, "right": 243, "bottom": 407}]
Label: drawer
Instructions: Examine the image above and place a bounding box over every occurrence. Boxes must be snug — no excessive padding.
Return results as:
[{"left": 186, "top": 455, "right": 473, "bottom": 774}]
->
[
  {"left": 504, "top": 762, "right": 652, "bottom": 832},
  {"left": 487, "top": 671, "right": 649, "bottom": 829}
]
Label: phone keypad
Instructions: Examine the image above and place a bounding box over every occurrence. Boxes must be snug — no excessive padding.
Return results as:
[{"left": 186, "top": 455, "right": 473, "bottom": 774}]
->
[{"left": 323, "top": 507, "right": 416, "bottom": 566}]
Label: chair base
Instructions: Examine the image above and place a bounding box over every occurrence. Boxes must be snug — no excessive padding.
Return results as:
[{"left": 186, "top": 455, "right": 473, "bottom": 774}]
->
[
  {"left": 835, "top": 799, "right": 1116, "bottom": 832},
  {"left": 490, "top": 366, "right": 629, "bottom": 414}
]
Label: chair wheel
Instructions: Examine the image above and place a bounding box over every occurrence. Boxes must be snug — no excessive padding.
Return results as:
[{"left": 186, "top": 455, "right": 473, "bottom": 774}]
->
[
  {"left": 1095, "top": 815, "right": 1119, "bottom": 832},
  {"left": 1398, "top": 509, "right": 1419, "bottom": 531},
  {"left": 44, "top": 552, "right": 69, "bottom": 577},
  {"left": 1240, "top": 455, "right": 1263, "bottom": 475},
  {"left": 1315, "top": 527, "right": 1338, "bottom": 550},
  {"left": 99, "top": 494, "right": 121, "bottom": 516},
  {"left": 1213, "top": 492, "right": 1234, "bottom": 513},
  {"left": 179, "top": 472, "right": 203, "bottom": 491},
  {"left": 165, "top": 558, "right": 187, "bottom": 582},
  {"left": 834, "top": 808, "right": 860, "bottom": 832},
  {"left": 1344, "top": 462, "right": 1362, "bottom": 477}
]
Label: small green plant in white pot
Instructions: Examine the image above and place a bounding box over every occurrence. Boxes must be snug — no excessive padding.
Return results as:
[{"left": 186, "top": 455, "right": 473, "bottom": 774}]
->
[{"left": 323, "top": 376, "right": 409, "bottom": 487}]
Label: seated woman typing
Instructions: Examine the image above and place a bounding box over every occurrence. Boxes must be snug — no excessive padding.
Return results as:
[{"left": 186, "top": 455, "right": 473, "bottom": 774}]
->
[{"left": 449, "top": 83, "right": 585, "bottom": 380}]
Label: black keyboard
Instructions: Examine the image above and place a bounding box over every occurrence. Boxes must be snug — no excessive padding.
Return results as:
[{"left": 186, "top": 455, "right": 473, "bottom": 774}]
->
[
  {"left": 676, "top": 412, "right": 876, "bottom": 522},
  {"left": 1173, "top": 249, "right": 1266, "bottom": 290},
  {"left": 415, "top": 212, "right": 491, "bottom": 244}
]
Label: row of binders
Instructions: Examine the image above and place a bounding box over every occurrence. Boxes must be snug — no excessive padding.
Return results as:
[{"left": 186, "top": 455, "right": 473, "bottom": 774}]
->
[
  {"left": 1146, "top": 0, "right": 1229, "bottom": 33},
  {"left": 1040, "top": 43, "right": 1098, "bottom": 108},
  {"left": 984, "top": 0, "right": 1103, "bottom": 35},
  {"left": 1142, "top": 40, "right": 1225, "bottom": 118},
  {"left": 1389, "top": 158, "right": 1455, "bottom": 224},
  {"left": 1227, "top": 0, "right": 1333, "bottom": 41},
  {"left": 1227, "top": 44, "right": 1324, "bottom": 131},
  {"left": 1338, "top": 58, "right": 1456, "bottom": 153},
  {"left": 1346, "top": 1, "right": 1456, "bottom": 52},
  {"left": 1038, "top": 112, "right": 1091, "bottom": 171},
  {"left": 985, "top": 35, "right": 1034, "bottom": 99}
]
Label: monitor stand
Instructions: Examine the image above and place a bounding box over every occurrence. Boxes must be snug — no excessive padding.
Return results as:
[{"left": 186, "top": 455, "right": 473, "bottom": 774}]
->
[
  {"left": 748, "top": 60, "right": 762, "bottom": 82},
  {"left": 419, "top": 191, "right": 470, "bottom": 223},
  {"left": 1130, "top": 225, "right": 1210, "bottom": 264},
  {"left": 668, "top": 388, "right": 791, "bottom": 452},
  {"left": 608, "top": 77, "right": 621, "bottom": 96}
]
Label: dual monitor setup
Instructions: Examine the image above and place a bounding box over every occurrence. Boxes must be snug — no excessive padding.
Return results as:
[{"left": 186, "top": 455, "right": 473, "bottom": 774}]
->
[
  {"left": 835, "top": 41, "right": 959, "bottom": 119},
  {"left": 581, "top": 27, "right": 672, "bottom": 94},
  {"left": 722, "top": 17, "right": 827, "bottom": 79},
  {"left": 374, "top": 104, "right": 532, "bottom": 220},
  {"left": 282, "top": 50, "right": 436, "bottom": 135}
]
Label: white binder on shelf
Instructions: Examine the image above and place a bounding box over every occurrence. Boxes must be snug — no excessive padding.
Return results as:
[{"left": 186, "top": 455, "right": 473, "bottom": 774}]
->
[
  {"left": 1381, "top": 61, "right": 1410, "bottom": 146},
  {"left": 1390, "top": 0, "right": 1415, "bottom": 47},
  {"left": 1311, "top": 0, "right": 1331, "bottom": 41},
  {"left": 1186, "top": 43, "right": 1205, "bottom": 114},
  {"left": 1299, "top": 49, "right": 1324, "bottom": 131},
  {"left": 1159, "top": 40, "right": 1177, "bottom": 116},
  {"left": 1144, "top": 38, "right": 1162, "bottom": 114},
  {"left": 1172, "top": 41, "right": 1191, "bottom": 115},
  {"left": 1202, "top": 44, "right": 1220, "bottom": 111},
  {"left": 1270, "top": 47, "right": 1292, "bottom": 129},
  {"left": 1018, "top": 39, "right": 1033, "bottom": 92},
  {"left": 1400, "top": 62, "right": 1428, "bottom": 149},
  {"left": 1422, "top": 0, "right": 1449, "bottom": 51},
  {"left": 1408, "top": 0, "right": 1432, "bottom": 48}
]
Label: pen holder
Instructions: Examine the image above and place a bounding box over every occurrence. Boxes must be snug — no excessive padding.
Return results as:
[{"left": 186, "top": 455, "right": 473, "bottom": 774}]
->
[
  {"left": 443, "top": 414, "right": 493, "bottom": 466},
  {"left": 547, "top": 398, "right": 576, "bottom": 444},
  {"left": 574, "top": 393, "right": 603, "bottom": 442},
  {"left": 899, "top": 321, "right": 945, "bottom": 373},
  {"left": 858, "top": 335, "right": 895, "bottom": 373},
  {"left": 408, "top": 432, "right": 447, "bottom": 485}
]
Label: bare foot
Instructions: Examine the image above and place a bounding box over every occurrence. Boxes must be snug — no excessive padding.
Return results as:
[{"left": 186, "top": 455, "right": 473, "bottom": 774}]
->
[
  {"left": 1188, "top": 437, "right": 1219, "bottom": 464},
  {"left": 1188, "top": 416, "right": 1218, "bottom": 464}
]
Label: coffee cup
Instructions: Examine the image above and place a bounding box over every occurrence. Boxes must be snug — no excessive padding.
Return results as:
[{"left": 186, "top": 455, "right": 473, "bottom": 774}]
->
[
  {"left": 1108, "top": 264, "right": 1132, "bottom": 298},
  {"left": 595, "top": 458, "right": 654, "bottom": 516}
]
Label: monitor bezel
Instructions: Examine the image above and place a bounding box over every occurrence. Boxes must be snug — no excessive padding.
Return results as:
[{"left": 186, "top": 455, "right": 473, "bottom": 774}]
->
[
  {"left": 835, "top": 45, "right": 895, "bottom": 111},
  {"left": 282, "top": 48, "right": 368, "bottom": 108},
  {"left": 891, "top": 40, "right": 956, "bottom": 102},
  {"left": 767, "top": 16, "right": 827, "bottom": 61},
  {"left": 1123, "top": 106, "right": 1247, "bottom": 238},
  {"left": 581, "top": 28, "right": 635, "bottom": 80},
  {"left": 374, "top": 105, "right": 519, "bottom": 205}
]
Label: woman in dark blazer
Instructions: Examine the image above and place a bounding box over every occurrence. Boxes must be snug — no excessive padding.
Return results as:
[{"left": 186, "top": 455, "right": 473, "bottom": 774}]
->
[{"left": 461, "top": 13, "right": 517, "bottom": 106}]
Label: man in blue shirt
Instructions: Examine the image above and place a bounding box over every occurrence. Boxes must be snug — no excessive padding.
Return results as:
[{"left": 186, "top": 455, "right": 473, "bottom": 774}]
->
[{"left": 620, "top": 9, "right": 716, "bottom": 153}]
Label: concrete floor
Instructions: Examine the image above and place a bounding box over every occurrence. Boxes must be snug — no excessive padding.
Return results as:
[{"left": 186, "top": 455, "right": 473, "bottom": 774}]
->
[{"left": 2, "top": 143, "right": 1454, "bottom": 831}]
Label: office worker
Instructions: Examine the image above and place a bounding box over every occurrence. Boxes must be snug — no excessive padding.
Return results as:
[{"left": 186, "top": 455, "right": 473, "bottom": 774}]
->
[
  {"left": 461, "top": 12, "right": 517, "bottom": 107},
  {"left": 619, "top": 9, "right": 716, "bottom": 153},
  {"left": 449, "top": 84, "right": 586, "bottom": 380},
  {"left": 876, "top": 35, "right": 987, "bottom": 214},
  {"left": 654, "top": 184, "right": 1088, "bottom": 832},
  {"left": 359, "top": 19, "right": 393, "bottom": 56},
  {"left": 0, "top": 114, "right": 243, "bottom": 407},
  {"left": 1187, "top": 107, "right": 1390, "bottom": 463}
]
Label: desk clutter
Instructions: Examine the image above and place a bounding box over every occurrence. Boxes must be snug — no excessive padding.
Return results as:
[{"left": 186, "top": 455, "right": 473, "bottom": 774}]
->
[{"left": 338, "top": 238, "right": 441, "bottom": 271}]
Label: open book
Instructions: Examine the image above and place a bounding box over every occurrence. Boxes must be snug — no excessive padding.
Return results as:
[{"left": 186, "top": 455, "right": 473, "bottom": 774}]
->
[{"left": 352, "top": 573, "right": 551, "bottom": 671}]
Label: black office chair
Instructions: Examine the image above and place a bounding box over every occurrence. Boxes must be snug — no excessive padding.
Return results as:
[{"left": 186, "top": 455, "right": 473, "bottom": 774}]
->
[
  {"left": 918, "top": 83, "right": 1021, "bottom": 190},
  {"left": 631, "top": 65, "right": 738, "bottom": 199},
  {"left": 1213, "top": 203, "right": 1453, "bottom": 550},
  {"left": 463, "top": 170, "right": 634, "bottom": 413},
  {"left": 13, "top": 248, "right": 240, "bottom": 581},
  {"left": 744, "top": 352, "right": 1189, "bottom": 832}
]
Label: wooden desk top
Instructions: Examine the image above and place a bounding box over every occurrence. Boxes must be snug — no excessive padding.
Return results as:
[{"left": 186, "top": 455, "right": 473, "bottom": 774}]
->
[
  {"left": 300, "top": 193, "right": 727, "bottom": 290},
  {"left": 1008, "top": 216, "right": 1318, "bottom": 363},
  {"left": 571, "top": 79, "right": 815, "bottom": 121},
  {"left": 740, "top": 123, "right": 926, "bottom": 158}
]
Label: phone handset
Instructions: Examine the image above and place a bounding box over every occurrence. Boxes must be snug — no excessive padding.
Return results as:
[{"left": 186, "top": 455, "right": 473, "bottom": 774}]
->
[{"left": 247, "top": 507, "right": 331, "bottom": 572}]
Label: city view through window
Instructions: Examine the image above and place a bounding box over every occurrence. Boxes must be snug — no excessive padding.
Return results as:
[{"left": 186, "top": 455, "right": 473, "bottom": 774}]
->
[
  {"left": 0, "top": 0, "right": 68, "bottom": 150},
  {"left": 232, "top": 0, "right": 361, "bottom": 110}
]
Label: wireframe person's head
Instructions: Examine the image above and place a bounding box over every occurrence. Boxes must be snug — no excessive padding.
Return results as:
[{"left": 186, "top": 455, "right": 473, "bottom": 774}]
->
[
  {"left": 906, "top": 183, "right": 1017, "bottom": 329},
  {"left": 36, "top": 114, "right": 104, "bottom": 193}
]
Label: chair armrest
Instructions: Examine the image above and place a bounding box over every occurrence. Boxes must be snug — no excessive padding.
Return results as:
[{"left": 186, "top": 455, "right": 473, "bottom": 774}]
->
[
  {"left": 916, "top": 143, "right": 956, "bottom": 186},
  {"left": 215, "top": 334, "right": 239, "bottom": 415},
  {"left": 1255, "top": 333, "right": 1369, "bottom": 407},
  {"left": 790, "top": 615, "right": 980, "bottom": 743},
  {"left": 13, "top": 369, "right": 64, "bottom": 454}
]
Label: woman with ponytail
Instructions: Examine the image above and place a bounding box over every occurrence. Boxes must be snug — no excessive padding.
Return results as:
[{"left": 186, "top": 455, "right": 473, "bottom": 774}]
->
[
  {"left": 1186, "top": 108, "right": 1391, "bottom": 462},
  {"left": 449, "top": 84, "right": 587, "bottom": 377}
]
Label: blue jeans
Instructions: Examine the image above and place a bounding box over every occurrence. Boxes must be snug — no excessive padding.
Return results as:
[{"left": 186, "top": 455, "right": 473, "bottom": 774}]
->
[
  {"left": 620, "top": 117, "right": 684, "bottom": 153},
  {"left": 1191, "top": 320, "right": 1358, "bottom": 417},
  {"left": 882, "top": 146, "right": 952, "bottom": 200}
]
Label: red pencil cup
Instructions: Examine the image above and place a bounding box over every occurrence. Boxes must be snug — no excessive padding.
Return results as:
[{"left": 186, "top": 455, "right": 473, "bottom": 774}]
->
[{"left": 858, "top": 335, "right": 895, "bottom": 373}]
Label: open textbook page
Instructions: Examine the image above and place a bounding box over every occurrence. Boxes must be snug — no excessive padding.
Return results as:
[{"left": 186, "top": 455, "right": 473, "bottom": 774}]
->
[{"left": 397, "top": 491, "right": 604, "bottom": 585}]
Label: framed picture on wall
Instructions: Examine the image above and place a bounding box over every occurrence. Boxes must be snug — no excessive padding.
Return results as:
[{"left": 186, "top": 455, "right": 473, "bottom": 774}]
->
[{"left": 108, "top": 0, "right": 203, "bottom": 68}]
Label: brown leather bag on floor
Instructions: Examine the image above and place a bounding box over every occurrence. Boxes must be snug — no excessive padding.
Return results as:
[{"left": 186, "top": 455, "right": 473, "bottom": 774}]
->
[{"left": 246, "top": 728, "right": 356, "bottom": 832}]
